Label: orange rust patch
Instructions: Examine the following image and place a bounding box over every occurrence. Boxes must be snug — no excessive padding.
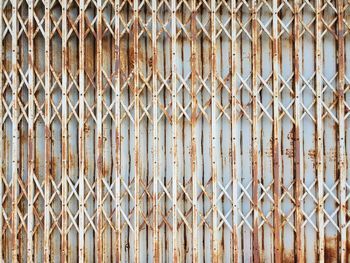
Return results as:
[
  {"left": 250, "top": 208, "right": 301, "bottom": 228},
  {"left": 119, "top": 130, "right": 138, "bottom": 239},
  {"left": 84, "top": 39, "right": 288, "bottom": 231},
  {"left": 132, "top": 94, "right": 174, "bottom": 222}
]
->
[
  {"left": 347, "top": 240, "right": 350, "bottom": 262},
  {"left": 326, "top": 149, "right": 337, "bottom": 162},
  {"left": 282, "top": 251, "right": 295, "bottom": 263},
  {"left": 285, "top": 148, "right": 294, "bottom": 159},
  {"left": 324, "top": 236, "right": 338, "bottom": 263}
]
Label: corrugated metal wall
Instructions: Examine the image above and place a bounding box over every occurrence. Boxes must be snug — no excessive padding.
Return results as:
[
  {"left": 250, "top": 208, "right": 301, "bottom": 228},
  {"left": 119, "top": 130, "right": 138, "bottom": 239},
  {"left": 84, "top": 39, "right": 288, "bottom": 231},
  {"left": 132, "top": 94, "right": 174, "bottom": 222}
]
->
[{"left": 1, "top": 0, "right": 350, "bottom": 262}]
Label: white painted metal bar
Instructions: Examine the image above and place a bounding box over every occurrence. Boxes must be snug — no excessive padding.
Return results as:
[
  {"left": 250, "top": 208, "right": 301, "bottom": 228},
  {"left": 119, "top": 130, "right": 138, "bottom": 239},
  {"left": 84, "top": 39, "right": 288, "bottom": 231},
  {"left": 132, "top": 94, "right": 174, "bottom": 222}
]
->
[
  {"left": 114, "top": 0, "right": 121, "bottom": 262},
  {"left": 61, "top": 0, "right": 68, "bottom": 260},
  {"left": 251, "top": 1, "right": 260, "bottom": 261},
  {"left": 78, "top": 0, "right": 85, "bottom": 261},
  {"left": 337, "top": 0, "right": 346, "bottom": 262},
  {"left": 231, "top": 0, "right": 238, "bottom": 262},
  {"left": 315, "top": 0, "right": 325, "bottom": 261},
  {"left": 151, "top": 0, "right": 159, "bottom": 261},
  {"left": 26, "top": 0, "right": 34, "bottom": 261},
  {"left": 272, "top": 0, "right": 281, "bottom": 261},
  {"left": 191, "top": 0, "right": 198, "bottom": 262},
  {"left": 96, "top": 0, "right": 103, "bottom": 260},
  {"left": 210, "top": 0, "right": 218, "bottom": 261},
  {"left": 11, "top": 0, "right": 19, "bottom": 261},
  {"left": 171, "top": 0, "right": 178, "bottom": 261},
  {"left": 293, "top": 0, "right": 304, "bottom": 262},
  {"left": 133, "top": 0, "right": 140, "bottom": 262},
  {"left": 43, "top": 0, "right": 51, "bottom": 260}
]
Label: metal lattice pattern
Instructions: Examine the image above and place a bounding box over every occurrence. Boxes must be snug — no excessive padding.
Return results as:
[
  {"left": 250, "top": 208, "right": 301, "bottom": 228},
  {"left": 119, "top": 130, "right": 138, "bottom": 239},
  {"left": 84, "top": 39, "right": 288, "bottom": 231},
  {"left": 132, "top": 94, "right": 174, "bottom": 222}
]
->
[{"left": 1, "top": 0, "right": 350, "bottom": 262}]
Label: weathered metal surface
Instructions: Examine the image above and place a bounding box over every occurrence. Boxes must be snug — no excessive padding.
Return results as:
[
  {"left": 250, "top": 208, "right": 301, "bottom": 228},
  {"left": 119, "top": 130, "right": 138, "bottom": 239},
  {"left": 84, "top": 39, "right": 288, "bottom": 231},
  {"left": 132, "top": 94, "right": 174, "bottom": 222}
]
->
[{"left": 1, "top": 0, "right": 350, "bottom": 262}]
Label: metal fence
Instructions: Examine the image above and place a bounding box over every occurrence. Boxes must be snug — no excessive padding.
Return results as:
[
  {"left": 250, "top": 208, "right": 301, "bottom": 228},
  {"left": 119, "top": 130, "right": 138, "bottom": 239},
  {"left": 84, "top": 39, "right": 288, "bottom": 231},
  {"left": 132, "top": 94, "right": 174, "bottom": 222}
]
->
[{"left": 1, "top": 0, "right": 350, "bottom": 262}]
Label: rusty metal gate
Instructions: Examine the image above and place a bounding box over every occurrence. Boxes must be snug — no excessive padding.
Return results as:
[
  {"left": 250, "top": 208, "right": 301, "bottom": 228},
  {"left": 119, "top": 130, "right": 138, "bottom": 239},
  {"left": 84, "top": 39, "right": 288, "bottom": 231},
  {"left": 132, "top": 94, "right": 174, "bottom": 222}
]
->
[{"left": 1, "top": 0, "right": 350, "bottom": 262}]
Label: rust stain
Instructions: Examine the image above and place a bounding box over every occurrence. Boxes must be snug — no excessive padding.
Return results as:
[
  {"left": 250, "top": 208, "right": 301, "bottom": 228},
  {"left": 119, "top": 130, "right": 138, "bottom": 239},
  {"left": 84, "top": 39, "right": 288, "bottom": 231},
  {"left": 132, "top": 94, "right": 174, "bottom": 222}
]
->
[
  {"left": 285, "top": 148, "right": 294, "bottom": 159},
  {"left": 324, "top": 236, "right": 338, "bottom": 263},
  {"left": 283, "top": 251, "right": 295, "bottom": 263},
  {"left": 346, "top": 240, "right": 350, "bottom": 261},
  {"left": 308, "top": 149, "right": 317, "bottom": 166},
  {"left": 326, "top": 149, "right": 337, "bottom": 162}
]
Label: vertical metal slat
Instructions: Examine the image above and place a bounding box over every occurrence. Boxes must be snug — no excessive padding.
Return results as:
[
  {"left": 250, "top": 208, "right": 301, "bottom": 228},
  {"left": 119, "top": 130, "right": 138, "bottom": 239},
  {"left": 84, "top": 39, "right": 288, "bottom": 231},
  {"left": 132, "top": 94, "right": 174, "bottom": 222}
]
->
[
  {"left": 293, "top": 0, "right": 304, "bottom": 261},
  {"left": 151, "top": 0, "right": 159, "bottom": 260},
  {"left": 96, "top": 0, "right": 103, "bottom": 260},
  {"left": 337, "top": 0, "right": 346, "bottom": 262},
  {"left": 11, "top": 0, "right": 19, "bottom": 260},
  {"left": 114, "top": 0, "right": 121, "bottom": 261},
  {"left": 315, "top": 0, "right": 325, "bottom": 261},
  {"left": 251, "top": 1, "right": 260, "bottom": 261},
  {"left": 190, "top": 0, "right": 198, "bottom": 261},
  {"left": 231, "top": 0, "right": 238, "bottom": 262},
  {"left": 171, "top": 0, "right": 178, "bottom": 261},
  {"left": 272, "top": 0, "right": 281, "bottom": 261},
  {"left": 43, "top": 0, "right": 51, "bottom": 260},
  {"left": 210, "top": 0, "right": 218, "bottom": 262},
  {"left": 61, "top": 0, "right": 68, "bottom": 260},
  {"left": 78, "top": 0, "right": 85, "bottom": 260},
  {"left": 26, "top": 0, "right": 34, "bottom": 261},
  {"left": 133, "top": 0, "right": 140, "bottom": 261}
]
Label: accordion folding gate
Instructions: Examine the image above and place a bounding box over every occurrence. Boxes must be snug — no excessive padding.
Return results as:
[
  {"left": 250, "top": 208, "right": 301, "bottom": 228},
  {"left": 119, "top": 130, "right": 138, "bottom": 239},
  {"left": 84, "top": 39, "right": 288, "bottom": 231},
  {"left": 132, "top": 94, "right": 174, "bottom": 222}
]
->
[{"left": 1, "top": 0, "right": 350, "bottom": 262}]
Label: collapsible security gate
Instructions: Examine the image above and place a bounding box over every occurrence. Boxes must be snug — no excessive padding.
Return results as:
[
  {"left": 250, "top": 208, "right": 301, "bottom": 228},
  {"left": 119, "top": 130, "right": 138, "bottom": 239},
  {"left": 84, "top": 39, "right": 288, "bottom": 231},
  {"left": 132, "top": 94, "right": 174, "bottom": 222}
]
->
[{"left": 1, "top": 0, "right": 350, "bottom": 262}]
